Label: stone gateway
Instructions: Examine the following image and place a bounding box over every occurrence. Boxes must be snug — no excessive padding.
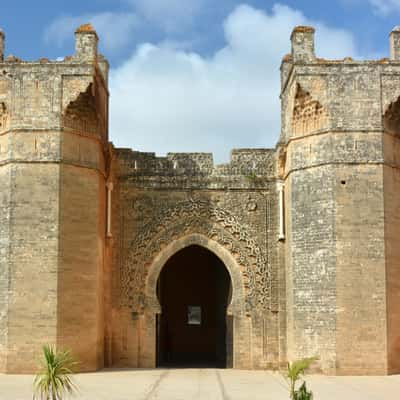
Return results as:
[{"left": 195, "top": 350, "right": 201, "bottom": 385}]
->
[{"left": 0, "top": 24, "right": 400, "bottom": 375}]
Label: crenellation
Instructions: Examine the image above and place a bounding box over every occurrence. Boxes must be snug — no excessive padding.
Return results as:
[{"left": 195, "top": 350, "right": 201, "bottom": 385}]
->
[
  {"left": 291, "top": 26, "right": 315, "bottom": 63},
  {"left": 167, "top": 152, "right": 214, "bottom": 174},
  {"left": 116, "top": 147, "right": 276, "bottom": 179},
  {"left": 390, "top": 26, "right": 400, "bottom": 61},
  {"left": 74, "top": 24, "right": 99, "bottom": 63},
  {"left": 0, "top": 29, "right": 4, "bottom": 63}
]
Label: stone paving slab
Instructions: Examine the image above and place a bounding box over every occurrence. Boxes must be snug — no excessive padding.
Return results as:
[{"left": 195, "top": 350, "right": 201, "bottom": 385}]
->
[{"left": 1, "top": 369, "right": 400, "bottom": 400}]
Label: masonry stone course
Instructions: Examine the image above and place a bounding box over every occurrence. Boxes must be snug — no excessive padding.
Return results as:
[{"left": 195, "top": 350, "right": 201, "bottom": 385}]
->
[{"left": 0, "top": 23, "right": 399, "bottom": 375}]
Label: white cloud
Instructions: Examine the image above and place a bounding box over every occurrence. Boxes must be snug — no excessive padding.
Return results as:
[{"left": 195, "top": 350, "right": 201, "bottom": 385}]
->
[
  {"left": 109, "top": 4, "right": 358, "bottom": 163},
  {"left": 368, "top": 0, "right": 400, "bottom": 14},
  {"left": 44, "top": 12, "right": 139, "bottom": 53},
  {"left": 128, "top": 0, "right": 204, "bottom": 33},
  {"left": 45, "top": 0, "right": 204, "bottom": 53}
]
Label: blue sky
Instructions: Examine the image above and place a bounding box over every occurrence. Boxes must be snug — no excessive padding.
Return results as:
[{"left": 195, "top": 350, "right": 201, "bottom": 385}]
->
[{"left": 1, "top": 0, "right": 400, "bottom": 162}]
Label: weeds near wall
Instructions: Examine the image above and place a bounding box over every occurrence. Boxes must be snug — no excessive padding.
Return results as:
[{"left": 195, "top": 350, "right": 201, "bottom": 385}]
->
[{"left": 244, "top": 170, "right": 264, "bottom": 187}]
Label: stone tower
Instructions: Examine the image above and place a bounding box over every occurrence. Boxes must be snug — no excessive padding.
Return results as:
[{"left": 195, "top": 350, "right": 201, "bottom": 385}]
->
[
  {"left": 280, "top": 26, "right": 400, "bottom": 374},
  {"left": 1, "top": 22, "right": 400, "bottom": 376},
  {"left": 0, "top": 24, "right": 109, "bottom": 373}
]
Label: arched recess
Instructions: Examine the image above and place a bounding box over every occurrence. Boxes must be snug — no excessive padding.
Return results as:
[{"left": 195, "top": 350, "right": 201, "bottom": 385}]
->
[
  {"left": 292, "top": 83, "right": 327, "bottom": 136},
  {"left": 384, "top": 95, "right": 400, "bottom": 136},
  {"left": 118, "top": 199, "right": 269, "bottom": 369},
  {"left": 121, "top": 198, "right": 271, "bottom": 314},
  {"left": 145, "top": 233, "right": 246, "bottom": 316},
  {"left": 0, "top": 102, "right": 9, "bottom": 133},
  {"left": 63, "top": 83, "right": 101, "bottom": 138},
  {"left": 62, "top": 72, "right": 108, "bottom": 142}
]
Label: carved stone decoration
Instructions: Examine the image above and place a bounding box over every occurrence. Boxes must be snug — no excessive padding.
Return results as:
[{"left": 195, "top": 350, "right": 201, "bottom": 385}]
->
[
  {"left": 277, "top": 147, "right": 287, "bottom": 179},
  {"left": 122, "top": 198, "right": 271, "bottom": 313},
  {"left": 292, "top": 84, "right": 327, "bottom": 136},
  {"left": 381, "top": 75, "right": 400, "bottom": 114},
  {"left": 61, "top": 76, "right": 92, "bottom": 111},
  {"left": 246, "top": 197, "right": 258, "bottom": 212},
  {"left": 0, "top": 102, "right": 9, "bottom": 132},
  {"left": 63, "top": 83, "right": 101, "bottom": 138}
]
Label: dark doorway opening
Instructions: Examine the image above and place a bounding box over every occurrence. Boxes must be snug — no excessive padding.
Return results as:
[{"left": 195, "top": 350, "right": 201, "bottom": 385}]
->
[{"left": 156, "top": 245, "right": 232, "bottom": 368}]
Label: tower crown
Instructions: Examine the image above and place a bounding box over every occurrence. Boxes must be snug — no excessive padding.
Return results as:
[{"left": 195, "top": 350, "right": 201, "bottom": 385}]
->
[
  {"left": 74, "top": 23, "right": 98, "bottom": 62},
  {"left": 0, "top": 28, "right": 5, "bottom": 62},
  {"left": 290, "top": 26, "right": 315, "bottom": 63},
  {"left": 390, "top": 26, "right": 400, "bottom": 60}
]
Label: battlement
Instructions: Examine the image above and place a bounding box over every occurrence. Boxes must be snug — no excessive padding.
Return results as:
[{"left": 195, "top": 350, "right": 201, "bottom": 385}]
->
[
  {"left": 285, "top": 25, "right": 400, "bottom": 66},
  {"left": 0, "top": 24, "right": 109, "bottom": 90},
  {"left": 281, "top": 25, "right": 400, "bottom": 90},
  {"left": 0, "top": 24, "right": 109, "bottom": 145},
  {"left": 280, "top": 26, "right": 400, "bottom": 144},
  {"left": 0, "top": 23, "right": 105, "bottom": 66},
  {"left": 290, "top": 25, "right": 315, "bottom": 63},
  {"left": 0, "top": 29, "right": 4, "bottom": 62},
  {"left": 115, "top": 147, "right": 276, "bottom": 180}
]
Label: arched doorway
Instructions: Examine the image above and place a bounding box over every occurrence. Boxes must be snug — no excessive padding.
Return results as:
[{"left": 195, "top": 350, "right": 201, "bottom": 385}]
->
[{"left": 156, "top": 245, "right": 232, "bottom": 367}]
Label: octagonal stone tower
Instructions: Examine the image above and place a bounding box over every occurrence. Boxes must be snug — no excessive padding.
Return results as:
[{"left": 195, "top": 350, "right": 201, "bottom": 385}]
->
[
  {"left": 280, "top": 26, "right": 400, "bottom": 375},
  {"left": 0, "top": 24, "right": 110, "bottom": 373}
]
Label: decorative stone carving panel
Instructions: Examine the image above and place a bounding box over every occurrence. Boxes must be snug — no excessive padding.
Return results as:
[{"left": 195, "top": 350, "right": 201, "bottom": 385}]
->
[
  {"left": 381, "top": 74, "right": 400, "bottom": 115},
  {"left": 0, "top": 102, "right": 9, "bottom": 133},
  {"left": 292, "top": 84, "right": 327, "bottom": 136},
  {"left": 384, "top": 94, "right": 400, "bottom": 136},
  {"left": 62, "top": 77, "right": 92, "bottom": 111},
  {"left": 63, "top": 83, "right": 100, "bottom": 135},
  {"left": 122, "top": 198, "right": 271, "bottom": 313}
]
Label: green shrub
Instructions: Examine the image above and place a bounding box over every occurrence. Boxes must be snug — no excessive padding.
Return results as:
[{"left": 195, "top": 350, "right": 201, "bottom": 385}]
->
[
  {"left": 293, "top": 381, "right": 313, "bottom": 400},
  {"left": 286, "top": 356, "right": 317, "bottom": 399},
  {"left": 33, "top": 344, "right": 78, "bottom": 400}
]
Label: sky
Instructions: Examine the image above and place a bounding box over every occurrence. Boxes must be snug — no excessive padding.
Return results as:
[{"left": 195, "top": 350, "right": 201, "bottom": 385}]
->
[{"left": 1, "top": 0, "right": 400, "bottom": 163}]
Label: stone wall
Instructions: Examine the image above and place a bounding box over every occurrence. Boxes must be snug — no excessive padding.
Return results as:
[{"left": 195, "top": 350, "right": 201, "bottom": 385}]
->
[
  {"left": 0, "top": 163, "right": 10, "bottom": 371},
  {"left": 285, "top": 165, "right": 337, "bottom": 372},
  {"left": 383, "top": 128, "right": 400, "bottom": 374},
  {"left": 57, "top": 162, "right": 106, "bottom": 371},
  {"left": 6, "top": 163, "right": 60, "bottom": 373},
  {"left": 335, "top": 163, "right": 386, "bottom": 374},
  {"left": 110, "top": 148, "right": 282, "bottom": 369}
]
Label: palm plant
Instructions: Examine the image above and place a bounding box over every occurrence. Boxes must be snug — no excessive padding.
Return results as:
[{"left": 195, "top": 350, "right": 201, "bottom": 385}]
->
[
  {"left": 286, "top": 356, "right": 317, "bottom": 399},
  {"left": 293, "top": 381, "right": 313, "bottom": 400},
  {"left": 33, "top": 344, "right": 78, "bottom": 400}
]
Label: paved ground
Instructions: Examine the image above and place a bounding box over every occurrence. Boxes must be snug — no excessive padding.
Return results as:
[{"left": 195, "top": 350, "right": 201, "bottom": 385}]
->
[{"left": 1, "top": 368, "right": 400, "bottom": 399}]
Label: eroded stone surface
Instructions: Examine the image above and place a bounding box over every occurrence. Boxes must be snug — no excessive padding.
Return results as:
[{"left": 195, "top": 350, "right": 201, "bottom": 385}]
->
[{"left": 1, "top": 24, "right": 400, "bottom": 375}]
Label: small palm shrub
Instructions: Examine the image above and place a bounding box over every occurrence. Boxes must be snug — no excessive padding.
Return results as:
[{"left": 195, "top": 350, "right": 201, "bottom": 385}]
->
[
  {"left": 293, "top": 381, "right": 313, "bottom": 400},
  {"left": 286, "top": 356, "right": 317, "bottom": 400},
  {"left": 33, "top": 344, "right": 78, "bottom": 400}
]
